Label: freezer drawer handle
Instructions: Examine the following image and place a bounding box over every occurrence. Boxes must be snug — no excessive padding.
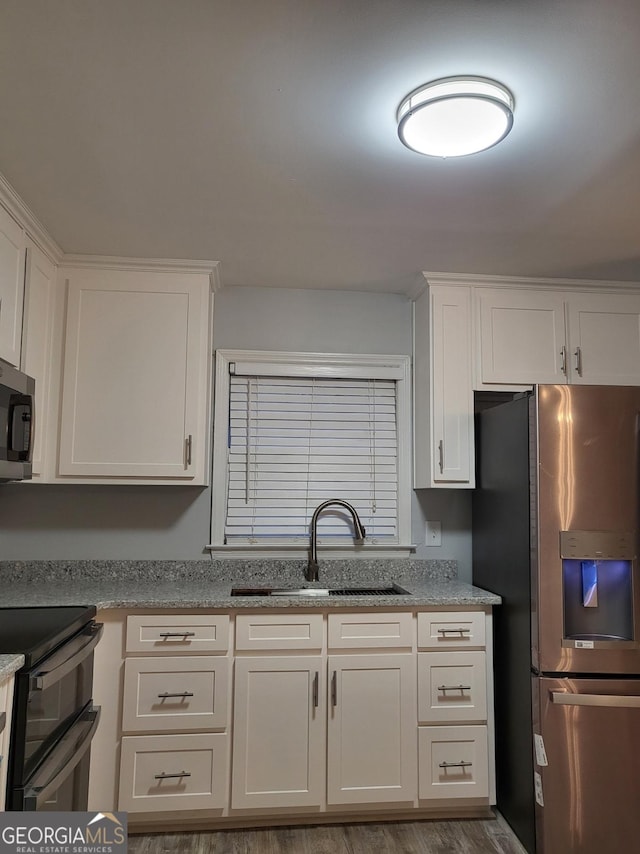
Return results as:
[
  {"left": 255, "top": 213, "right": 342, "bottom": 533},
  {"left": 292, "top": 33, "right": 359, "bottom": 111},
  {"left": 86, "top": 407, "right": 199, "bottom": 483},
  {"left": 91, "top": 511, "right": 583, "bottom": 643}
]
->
[
  {"left": 439, "top": 761, "right": 473, "bottom": 769},
  {"left": 438, "top": 684, "right": 471, "bottom": 692},
  {"left": 157, "top": 692, "right": 194, "bottom": 699},
  {"left": 158, "top": 631, "right": 196, "bottom": 638},
  {"left": 552, "top": 691, "right": 640, "bottom": 708},
  {"left": 154, "top": 771, "right": 192, "bottom": 780}
]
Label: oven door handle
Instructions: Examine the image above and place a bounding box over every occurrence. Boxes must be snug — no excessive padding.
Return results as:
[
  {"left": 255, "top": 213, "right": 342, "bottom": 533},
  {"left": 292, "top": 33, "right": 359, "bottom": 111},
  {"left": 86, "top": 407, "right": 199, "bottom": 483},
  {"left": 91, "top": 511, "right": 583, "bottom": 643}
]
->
[
  {"left": 22, "top": 705, "right": 101, "bottom": 810},
  {"left": 31, "top": 622, "right": 104, "bottom": 692}
]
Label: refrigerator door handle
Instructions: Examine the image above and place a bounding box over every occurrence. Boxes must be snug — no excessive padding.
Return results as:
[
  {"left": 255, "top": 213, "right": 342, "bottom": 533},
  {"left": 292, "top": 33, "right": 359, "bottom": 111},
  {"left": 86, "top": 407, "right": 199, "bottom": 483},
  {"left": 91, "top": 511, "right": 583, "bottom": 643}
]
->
[{"left": 552, "top": 691, "right": 640, "bottom": 708}]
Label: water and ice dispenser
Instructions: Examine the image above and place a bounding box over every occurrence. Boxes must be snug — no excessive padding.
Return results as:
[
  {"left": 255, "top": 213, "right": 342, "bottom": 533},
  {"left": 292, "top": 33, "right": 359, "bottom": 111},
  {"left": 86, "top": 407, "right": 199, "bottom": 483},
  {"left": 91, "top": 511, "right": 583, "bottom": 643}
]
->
[{"left": 561, "top": 531, "right": 635, "bottom": 642}]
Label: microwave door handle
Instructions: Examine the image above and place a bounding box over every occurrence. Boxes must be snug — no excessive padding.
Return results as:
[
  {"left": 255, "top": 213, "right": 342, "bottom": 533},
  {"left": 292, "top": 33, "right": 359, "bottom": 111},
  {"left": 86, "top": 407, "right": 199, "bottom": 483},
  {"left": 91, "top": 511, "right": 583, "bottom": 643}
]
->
[
  {"left": 31, "top": 622, "right": 104, "bottom": 692},
  {"left": 7, "top": 393, "right": 34, "bottom": 460},
  {"left": 22, "top": 706, "right": 100, "bottom": 811}
]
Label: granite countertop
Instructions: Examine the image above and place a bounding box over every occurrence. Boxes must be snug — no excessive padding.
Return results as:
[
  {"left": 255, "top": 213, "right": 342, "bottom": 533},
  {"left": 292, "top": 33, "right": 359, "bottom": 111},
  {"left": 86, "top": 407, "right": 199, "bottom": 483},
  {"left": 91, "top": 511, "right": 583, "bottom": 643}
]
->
[
  {"left": 0, "top": 559, "right": 500, "bottom": 611},
  {"left": 0, "top": 653, "right": 24, "bottom": 682}
]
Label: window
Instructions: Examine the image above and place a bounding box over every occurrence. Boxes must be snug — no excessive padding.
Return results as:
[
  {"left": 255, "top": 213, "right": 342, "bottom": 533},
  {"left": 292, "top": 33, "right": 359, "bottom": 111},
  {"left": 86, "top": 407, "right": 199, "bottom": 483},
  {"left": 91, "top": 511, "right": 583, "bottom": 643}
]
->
[{"left": 208, "top": 350, "right": 412, "bottom": 556}]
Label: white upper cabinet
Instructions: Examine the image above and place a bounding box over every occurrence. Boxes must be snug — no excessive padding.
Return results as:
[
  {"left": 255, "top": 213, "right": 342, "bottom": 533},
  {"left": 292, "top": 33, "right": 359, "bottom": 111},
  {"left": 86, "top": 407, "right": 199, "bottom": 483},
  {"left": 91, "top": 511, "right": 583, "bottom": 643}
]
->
[
  {"left": 413, "top": 285, "right": 474, "bottom": 488},
  {"left": 476, "top": 288, "right": 567, "bottom": 386},
  {"left": 57, "top": 265, "right": 214, "bottom": 483},
  {"left": 566, "top": 292, "right": 640, "bottom": 385},
  {"left": 474, "top": 282, "right": 640, "bottom": 389},
  {"left": 0, "top": 204, "right": 26, "bottom": 367}
]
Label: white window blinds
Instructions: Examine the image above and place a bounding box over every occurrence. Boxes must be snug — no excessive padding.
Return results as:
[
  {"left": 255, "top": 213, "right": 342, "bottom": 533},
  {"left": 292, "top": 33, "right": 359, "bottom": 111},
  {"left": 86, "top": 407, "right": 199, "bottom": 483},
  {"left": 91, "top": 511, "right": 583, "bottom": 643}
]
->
[{"left": 225, "top": 375, "right": 398, "bottom": 544}]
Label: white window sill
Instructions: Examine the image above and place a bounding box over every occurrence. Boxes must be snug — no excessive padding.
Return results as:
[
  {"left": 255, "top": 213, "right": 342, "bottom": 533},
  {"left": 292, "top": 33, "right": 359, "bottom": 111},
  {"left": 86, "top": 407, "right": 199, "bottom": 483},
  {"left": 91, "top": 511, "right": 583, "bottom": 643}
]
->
[{"left": 205, "top": 543, "right": 417, "bottom": 560}]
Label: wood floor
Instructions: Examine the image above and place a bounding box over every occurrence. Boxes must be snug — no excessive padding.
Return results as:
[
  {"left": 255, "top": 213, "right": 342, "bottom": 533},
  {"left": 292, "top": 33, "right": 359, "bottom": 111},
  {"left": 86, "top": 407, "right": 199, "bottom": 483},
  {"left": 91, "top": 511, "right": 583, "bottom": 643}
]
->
[{"left": 128, "top": 815, "right": 527, "bottom": 854}]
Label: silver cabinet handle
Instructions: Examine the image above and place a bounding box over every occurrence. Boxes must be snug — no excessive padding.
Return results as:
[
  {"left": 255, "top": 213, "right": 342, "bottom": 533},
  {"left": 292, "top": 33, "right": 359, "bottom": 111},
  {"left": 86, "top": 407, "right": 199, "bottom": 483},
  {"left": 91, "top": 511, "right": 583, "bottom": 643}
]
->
[
  {"left": 185, "top": 434, "right": 193, "bottom": 468},
  {"left": 574, "top": 347, "right": 583, "bottom": 376},
  {"left": 438, "top": 684, "right": 471, "bottom": 692},
  {"left": 437, "top": 628, "right": 471, "bottom": 636},
  {"left": 552, "top": 691, "right": 640, "bottom": 708},
  {"left": 312, "top": 672, "right": 319, "bottom": 709},
  {"left": 560, "top": 345, "right": 567, "bottom": 375},
  {"left": 157, "top": 692, "right": 194, "bottom": 699},
  {"left": 438, "top": 439, "right": 444, "bottom": 473},
  {"left": 331, "top": 671, "right": 337, "bottom": 707},
  {"left": 154, "top": 771, "right": 192, "bottom": 780},
  {"left": 158, "top": 631, "right": 196, "bottom": 638},
  {"left": 0, "top": 711, "right": 6, "bottom": 734},
  {"left": 439, "top": 761, "right": 473, "bottom": 769}
]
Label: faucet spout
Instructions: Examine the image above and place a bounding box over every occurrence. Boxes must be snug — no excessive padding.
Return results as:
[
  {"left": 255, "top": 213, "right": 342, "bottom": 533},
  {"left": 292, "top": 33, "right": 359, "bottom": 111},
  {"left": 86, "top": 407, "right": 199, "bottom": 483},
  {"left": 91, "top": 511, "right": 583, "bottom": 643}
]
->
[{"left": 307, "top": 499, "right": 366, "bottom": 582}]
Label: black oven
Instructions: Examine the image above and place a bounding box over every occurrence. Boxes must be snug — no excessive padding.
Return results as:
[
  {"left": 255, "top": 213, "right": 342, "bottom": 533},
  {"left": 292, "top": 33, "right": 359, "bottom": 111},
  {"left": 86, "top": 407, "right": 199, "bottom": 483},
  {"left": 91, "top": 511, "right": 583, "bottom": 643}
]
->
[{"left": 0, "top": 606, "right": 102, "bottom": 811}]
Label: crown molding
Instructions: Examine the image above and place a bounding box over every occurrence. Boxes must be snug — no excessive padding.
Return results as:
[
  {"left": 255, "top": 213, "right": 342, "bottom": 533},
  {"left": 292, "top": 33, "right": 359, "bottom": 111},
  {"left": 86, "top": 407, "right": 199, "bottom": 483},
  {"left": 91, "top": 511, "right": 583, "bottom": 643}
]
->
[
  {"left": 0, "top": 173, "right": 63, "bottom": 264},
  {"left": 61, "top": 254, "right": 223, "bottom": 291},
  {"left": 422, "top": 270, "right": 640, "bottom": 293}
]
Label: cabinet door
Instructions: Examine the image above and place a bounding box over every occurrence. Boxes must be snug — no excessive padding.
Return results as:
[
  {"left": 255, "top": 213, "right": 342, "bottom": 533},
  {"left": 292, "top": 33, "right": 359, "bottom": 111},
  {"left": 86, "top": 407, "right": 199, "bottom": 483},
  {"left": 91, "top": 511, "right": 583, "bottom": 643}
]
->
[
  {"left": 477, "top": 288, "right": 567, "bottom": 386},
  {"left": 567, "top": 292, "right": 640, "bottom": 385},
  {"left": 231, "top": 656, "right": 324, "bottom": 809},
  {"left": 431, "top": 287, "right": 474, "bottom": 485},
  {"left": 414, "top": 286, "right": 474, "bottom": 488},
  {"left": 0, "top": 204, "right": 25, "bottom": 367},
  {"left": 20, "top": 240, "right": 56, "bottom": 477},
  {"left": 58, "top": 268, "right": 210, "bottom": 481},
  {"left": 327, "top": 653, "right": 416, "bottom": 804}
]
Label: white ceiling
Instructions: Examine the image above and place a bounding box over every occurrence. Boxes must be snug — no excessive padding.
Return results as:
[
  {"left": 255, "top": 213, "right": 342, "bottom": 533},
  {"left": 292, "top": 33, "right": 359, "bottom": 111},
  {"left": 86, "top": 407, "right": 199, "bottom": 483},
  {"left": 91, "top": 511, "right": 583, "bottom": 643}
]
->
[{"left": 1, "top": 0, "right": 640, "bottom": 293}]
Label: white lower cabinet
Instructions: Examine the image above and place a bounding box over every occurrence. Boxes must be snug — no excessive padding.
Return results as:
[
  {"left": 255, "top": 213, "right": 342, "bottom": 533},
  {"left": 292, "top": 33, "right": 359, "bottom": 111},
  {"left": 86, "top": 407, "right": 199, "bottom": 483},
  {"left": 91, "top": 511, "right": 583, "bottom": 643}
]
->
[
  {"left": 231, "top": 656, "right": 324, "bottom": 809},
  {"left": 100, "top": 607, "right": 494, "bottom": 827},
  {"left": 117, "top": 613, "right": 231, "bottom": 815},
  {"left": 327, "top": 653, "right": 416, "bottom": 804},
  {"left": 417, "top": 610, "right": 492, "bottom": 806}
]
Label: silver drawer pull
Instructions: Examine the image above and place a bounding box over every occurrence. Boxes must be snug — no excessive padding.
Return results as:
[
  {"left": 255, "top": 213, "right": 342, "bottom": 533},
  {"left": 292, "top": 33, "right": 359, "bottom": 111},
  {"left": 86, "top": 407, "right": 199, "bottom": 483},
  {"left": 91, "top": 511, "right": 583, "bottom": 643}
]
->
[
  {"left": 437, "top": 628, "right": 471, "bottom": 636},
  {"left": 157, "top": 692, "right": 195, "bottom": 699},
  {"left": 158, "top": 631, "right": 196, "bottom": 638},
  {"left": 154, "top": 771, "right": 192, "bottom": 780},
  {"left": 439, "top": 761, "right": 473, "bottom": 769},
  {"left": 438, "top": 684, "right": 471, "bottom": 692}
]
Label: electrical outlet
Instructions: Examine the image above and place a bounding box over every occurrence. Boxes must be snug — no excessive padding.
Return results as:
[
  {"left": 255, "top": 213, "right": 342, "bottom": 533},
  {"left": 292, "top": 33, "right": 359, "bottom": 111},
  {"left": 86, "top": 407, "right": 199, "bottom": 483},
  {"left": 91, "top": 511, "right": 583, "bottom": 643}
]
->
[{"left": 425, "top": 520, "right": 442, "bottom": 546}]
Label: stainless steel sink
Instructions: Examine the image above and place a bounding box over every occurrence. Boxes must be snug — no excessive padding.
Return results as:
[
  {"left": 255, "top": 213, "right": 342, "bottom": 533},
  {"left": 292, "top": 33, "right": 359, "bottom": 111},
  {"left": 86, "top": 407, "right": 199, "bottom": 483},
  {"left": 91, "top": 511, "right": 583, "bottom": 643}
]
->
[{"left": 230, "top": 584, "right": 410, "bottom": 597}]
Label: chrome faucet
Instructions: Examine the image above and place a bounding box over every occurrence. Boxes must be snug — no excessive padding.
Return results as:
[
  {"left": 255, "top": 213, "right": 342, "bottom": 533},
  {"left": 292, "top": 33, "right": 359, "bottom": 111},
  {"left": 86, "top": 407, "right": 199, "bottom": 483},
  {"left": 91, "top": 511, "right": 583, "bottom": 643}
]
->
[{"left": 307, "top": 499, "right": 366, "bottom": 582}]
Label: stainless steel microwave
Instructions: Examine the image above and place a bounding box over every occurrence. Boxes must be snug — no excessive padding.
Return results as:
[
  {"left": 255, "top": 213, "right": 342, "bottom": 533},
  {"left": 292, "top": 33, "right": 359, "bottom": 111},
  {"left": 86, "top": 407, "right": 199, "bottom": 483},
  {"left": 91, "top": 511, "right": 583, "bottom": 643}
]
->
[{"left": 0, "top": 360, "right": 34, "bottom": 482}]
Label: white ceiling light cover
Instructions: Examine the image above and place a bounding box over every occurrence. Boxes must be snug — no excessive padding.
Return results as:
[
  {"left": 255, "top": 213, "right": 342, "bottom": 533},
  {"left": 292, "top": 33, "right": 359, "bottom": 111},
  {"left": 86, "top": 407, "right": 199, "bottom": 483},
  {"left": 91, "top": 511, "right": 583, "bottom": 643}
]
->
[{"left": 397, "top": 76, "right": 514, "bottom": 157}]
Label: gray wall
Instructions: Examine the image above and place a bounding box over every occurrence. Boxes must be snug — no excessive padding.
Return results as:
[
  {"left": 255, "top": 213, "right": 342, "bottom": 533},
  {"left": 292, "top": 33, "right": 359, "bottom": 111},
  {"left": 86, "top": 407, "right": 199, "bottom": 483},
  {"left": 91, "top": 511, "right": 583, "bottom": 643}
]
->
[{"left": 0, "top": 285, "right": 472, "bottom": 580}]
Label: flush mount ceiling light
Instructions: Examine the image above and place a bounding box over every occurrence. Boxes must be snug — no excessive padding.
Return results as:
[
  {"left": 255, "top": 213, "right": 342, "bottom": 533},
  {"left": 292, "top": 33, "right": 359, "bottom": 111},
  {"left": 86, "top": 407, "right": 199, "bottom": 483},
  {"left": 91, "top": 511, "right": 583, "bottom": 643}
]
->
[{"left": 397, "top": 76, "right": 514, "bottom": 158}]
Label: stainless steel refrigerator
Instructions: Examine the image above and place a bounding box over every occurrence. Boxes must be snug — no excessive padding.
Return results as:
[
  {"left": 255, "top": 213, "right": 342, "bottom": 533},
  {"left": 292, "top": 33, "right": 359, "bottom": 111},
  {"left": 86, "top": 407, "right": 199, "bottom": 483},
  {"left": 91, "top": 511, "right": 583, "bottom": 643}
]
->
[{"left": 473, "top": 384, "right": 640, "bottom": 854}]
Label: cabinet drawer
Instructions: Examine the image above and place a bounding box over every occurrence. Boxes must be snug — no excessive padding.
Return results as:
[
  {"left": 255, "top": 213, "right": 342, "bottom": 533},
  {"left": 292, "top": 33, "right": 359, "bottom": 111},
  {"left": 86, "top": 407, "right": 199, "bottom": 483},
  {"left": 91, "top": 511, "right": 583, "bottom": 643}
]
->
[
  {"left": 418, "top": 652, "right": 487, "bottom": 723},
  {"left": 417, "top": 611, "right": 485, "bottom": 649},
  {"left": 418, "top": 725, "right": 489, "bottom": 800},
  {"left": 122, "top": 657, "right": 229, "bottom": 732},
  {"left": 119, "top": 733, "right": 228, "bottom": 813},
  {"left": 126, "top": 614, "right": 229, "bottom": 653},
  {"left": 235, "top": 614, "right": 323, "bottom": 651},
  {"left": 328, "top": 612, "right": 413, "bottom": 649}
]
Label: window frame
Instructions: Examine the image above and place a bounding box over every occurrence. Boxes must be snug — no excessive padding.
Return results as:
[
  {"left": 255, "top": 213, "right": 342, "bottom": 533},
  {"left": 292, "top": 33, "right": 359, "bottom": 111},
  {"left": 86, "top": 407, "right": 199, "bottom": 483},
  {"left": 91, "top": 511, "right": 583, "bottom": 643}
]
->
[{"left": 207, "top": 349, "right": 413, "bottom": 558}]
